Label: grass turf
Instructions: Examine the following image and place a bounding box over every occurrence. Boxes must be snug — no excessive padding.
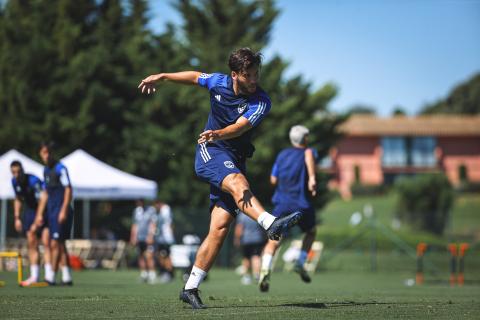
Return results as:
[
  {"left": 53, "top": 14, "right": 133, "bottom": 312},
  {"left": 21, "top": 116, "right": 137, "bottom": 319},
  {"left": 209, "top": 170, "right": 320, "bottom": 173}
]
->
[{"left": 1, "top": 268, "right": 479, "bottom": 319}]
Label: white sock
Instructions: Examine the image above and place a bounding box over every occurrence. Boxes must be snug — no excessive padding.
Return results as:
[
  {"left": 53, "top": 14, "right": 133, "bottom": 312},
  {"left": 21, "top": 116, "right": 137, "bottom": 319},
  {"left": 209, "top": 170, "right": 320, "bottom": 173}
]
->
[
  {"left": 297, "top": 250, "right": 308, "bottom": 266},
  {"left": 261, "top": 254, "right": 273, "bottom": 272},
  {"left": 257, "top": 212, "right": 276, "bottom": 230},
  {"left": 62, "top": 266, "right": 72, "bottom": 282},
  {"left": 148, "top": 270, "right": 157, "bottom": 280},
  {"left": 30, "top": 264, "right": 39, "bottom": 281},
  {"left": 140, "top": 270, "right": 148, "bottom": 279},
  {"left": 45, "top": 263, "right": 54, "bottom": 281},
  {"left": 184, "top": 266, "right": 207, "bottom": 290},
  {"left": 46, "top": 271, "right": 56, "bottom": 283}
]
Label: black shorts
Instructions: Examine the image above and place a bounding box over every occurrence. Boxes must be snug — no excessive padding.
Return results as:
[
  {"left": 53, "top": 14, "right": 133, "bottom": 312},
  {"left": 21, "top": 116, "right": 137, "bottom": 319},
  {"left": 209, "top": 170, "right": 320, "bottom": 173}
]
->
[
  {"left": 156, "top": 243, "right": 171, "bottom": 257},
  {"left": 137, "top": 241, "right": 154, "bottom": 254},
  {"left": 242, "top": 242, "right": 265, "bottom": 259}
]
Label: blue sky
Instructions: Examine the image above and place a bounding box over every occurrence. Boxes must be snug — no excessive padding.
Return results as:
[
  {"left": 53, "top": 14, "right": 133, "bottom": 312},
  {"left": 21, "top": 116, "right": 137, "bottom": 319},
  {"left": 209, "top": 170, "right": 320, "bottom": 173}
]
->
[{"left": 148, "top": 0, "right": 480, "bottom": 116}]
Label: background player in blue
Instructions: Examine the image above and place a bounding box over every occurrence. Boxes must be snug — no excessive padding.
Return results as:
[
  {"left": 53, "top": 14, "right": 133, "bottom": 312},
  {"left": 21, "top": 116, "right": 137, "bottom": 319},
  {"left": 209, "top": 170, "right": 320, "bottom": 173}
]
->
[
  {"left": 259, "top": 125, "right": 318, "bottom": 292},
  {"left": 10, "top": 160, "right": 52, "bottom": 286},
  {"left": 34, "top": 142, "right": 74, "bottom": 285},
  {"left": 139, "top": 47, "right": 301, "bottom": 309},
  {"left": 234, "top": 212, "right": 267, "bottom": 285}
]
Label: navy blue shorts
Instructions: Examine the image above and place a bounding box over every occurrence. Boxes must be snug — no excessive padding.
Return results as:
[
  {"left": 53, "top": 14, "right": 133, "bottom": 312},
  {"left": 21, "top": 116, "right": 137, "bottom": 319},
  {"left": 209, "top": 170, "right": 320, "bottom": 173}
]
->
[
  {"left": 195, "top": 143, "right": 246, "bottom": 215},
  {"left": 47, "top": 205, "right": 73, "bottom": 241},
  {"left": 22, "top": 208, "right": 36, "bottom": 233},
  {"left": 22, "top": 208, "right": 46, "bottom": 235},
  {"left": 272, "top": 203, "right": 316, "bottom": 232}
]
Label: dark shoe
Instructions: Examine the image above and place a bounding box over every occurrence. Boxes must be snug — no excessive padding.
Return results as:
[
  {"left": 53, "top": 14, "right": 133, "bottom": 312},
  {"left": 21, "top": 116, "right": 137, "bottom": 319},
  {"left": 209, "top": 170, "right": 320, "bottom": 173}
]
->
[
  {"left": 45, "top": 280, "right": 56, "bottom": 286},
  {"left": 60, "top": 281, "right": 73, "bottom": 286},
  {"left": 258, "top": 271, "right": 270, "bottom": 292},
  {"left": 294, "top": 265, "right": 311, "bottom": 283},
  {"left": 267, "top": 211, "right": 302, "bottom": 240},
  {"left": 179, "top": 288, "right": 206, "bottom": 309}
]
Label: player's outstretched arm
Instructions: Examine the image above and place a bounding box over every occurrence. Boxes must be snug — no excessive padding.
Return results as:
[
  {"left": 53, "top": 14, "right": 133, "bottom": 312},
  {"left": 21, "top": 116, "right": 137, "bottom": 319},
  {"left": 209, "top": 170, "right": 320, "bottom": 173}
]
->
[
  {"left": 138, "top": 71, "right": 202, "bottom": 94},
  {"left": 198, "top": 117, "right": 253, "bottom": 143},
  {"left": 13, "top": 198, "right": 23, "bottom": 233},
  {"left": 305, "top": 148, "right": 317, "bottom": 196}
]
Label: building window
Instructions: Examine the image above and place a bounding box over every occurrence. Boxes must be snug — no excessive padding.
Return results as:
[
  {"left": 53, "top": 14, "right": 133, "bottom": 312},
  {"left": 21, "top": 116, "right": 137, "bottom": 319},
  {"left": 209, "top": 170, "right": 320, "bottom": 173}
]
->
[
  {"left": 411, "top": 137, "right": 436, "bottom": 167},
  {"left": 382, "top": 137, "right": 407, "bottom": 167}
]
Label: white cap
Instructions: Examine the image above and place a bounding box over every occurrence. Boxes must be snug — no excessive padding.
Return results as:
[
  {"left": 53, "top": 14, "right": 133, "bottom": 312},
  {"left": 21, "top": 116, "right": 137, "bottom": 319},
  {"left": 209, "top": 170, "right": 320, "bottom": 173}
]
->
[{"left": 289, "top": 125, "right": 309, "bottom": 146}]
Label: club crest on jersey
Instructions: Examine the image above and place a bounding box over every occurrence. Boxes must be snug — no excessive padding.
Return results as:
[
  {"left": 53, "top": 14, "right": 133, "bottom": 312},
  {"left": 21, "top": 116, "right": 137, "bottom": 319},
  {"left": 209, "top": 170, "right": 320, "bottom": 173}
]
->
[
  {"left": 224, "top": 161, "right": 235, "bottom": 169},
  {"left": 238, "top": 103, "right": 247, "bottom": 114},
  {"left": 215, "top": 94, "right": 221, "bottom": 102}
]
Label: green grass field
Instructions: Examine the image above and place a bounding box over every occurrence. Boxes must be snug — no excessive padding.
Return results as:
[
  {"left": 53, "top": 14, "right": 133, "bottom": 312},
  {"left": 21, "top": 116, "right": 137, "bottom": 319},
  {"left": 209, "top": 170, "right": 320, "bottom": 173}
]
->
[{"left": 1, "top": 267, "right": 479, "bottom": 319}]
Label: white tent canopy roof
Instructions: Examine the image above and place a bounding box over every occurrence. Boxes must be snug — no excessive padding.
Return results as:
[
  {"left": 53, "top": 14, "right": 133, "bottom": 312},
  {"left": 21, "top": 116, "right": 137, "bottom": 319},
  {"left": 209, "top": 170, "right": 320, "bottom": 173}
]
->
[
  {"left": 0, "top": 149, "right": 44, "bottom": 199},
  {"left": 61, "top": 149, "right": 157, "bottom": 199}
]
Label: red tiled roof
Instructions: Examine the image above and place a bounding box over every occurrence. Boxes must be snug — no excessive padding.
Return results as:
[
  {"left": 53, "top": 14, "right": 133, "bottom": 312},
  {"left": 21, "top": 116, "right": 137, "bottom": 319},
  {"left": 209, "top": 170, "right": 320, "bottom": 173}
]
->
[{"left": 339, "top": 115, "right": 480, "bottom": 136}]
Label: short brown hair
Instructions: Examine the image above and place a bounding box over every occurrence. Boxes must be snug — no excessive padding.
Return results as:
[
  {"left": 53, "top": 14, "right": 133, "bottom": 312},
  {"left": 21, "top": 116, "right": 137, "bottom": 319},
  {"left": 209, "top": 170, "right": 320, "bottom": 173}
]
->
[{"left": 228, "top": 47, "right": 262, "bottom": 73}]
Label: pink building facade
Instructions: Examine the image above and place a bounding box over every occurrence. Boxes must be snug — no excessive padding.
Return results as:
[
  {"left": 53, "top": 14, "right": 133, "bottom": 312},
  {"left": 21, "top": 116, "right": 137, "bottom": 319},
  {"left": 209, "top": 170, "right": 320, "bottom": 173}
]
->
[{"left": 325, "top": 115, "right": 480, "bottom": 198}]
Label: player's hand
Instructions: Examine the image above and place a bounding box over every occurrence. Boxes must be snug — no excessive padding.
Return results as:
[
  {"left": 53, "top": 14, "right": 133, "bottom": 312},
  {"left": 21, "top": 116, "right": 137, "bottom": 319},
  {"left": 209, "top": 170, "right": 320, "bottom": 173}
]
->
[
  {"left": 34, "top": 215, "right": 43, "bottom": 229},
  {"left": 14, "top": 218, "right": 22, "bottom": 233},
  {"left": 58, "top": 210, "right": 67, "bottom": 224},
  {"left": 308, "top": 177, "right": 317, "bottom": 196},
  {"left": 198, "top": 130, "right": 219, "bottom": 144},
  {"left": 138, "top": 74, "right": 162, "bottom": 94}
]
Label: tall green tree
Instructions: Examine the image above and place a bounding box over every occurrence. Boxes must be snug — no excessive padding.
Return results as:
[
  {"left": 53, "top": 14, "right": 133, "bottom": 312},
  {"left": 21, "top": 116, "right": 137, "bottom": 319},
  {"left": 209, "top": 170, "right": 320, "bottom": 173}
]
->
[{"left": 421, "top": 73, "right": 480, "bottom": 114}]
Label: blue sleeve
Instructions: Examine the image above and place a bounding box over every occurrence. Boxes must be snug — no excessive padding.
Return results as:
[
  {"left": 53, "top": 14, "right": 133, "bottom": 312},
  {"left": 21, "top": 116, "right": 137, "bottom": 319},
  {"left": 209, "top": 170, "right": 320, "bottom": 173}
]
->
[
  {"left": 271, "top": 162, "right": 279, "bottom": 177},
  {"left": 310, "top": 148, "right": 319, "bottom": 162},
  {"left": 29, "top": 175, "right": 44, "bottom": 192},
  {"left": 56, "top": 163, "right": 71, "bottom": 187},
  {"left": 197, "top": 72, "right": 223, "bottom": 91},
  {"left": 242, "top": 98, "right": 271, "bottom": 127}
]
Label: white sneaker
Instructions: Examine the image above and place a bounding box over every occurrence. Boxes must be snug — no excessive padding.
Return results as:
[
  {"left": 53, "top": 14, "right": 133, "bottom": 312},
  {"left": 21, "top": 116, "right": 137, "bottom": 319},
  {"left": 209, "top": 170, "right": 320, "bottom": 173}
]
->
[
  {"left": 241, "top": 274, "right": 252, "bottom": 285},
  {"left": 20, "top": 276, "right": 39, "bottom": 287}
]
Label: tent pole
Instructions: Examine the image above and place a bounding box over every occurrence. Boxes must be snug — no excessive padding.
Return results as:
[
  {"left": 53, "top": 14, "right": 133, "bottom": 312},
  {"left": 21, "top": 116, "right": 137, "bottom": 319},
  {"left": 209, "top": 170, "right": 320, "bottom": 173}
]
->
[
  {"left": 1, "top": 199, "right": 7, "bottom": 250},
  {"left": 83, "top": 199, "right": 90, "bottom": 239}
]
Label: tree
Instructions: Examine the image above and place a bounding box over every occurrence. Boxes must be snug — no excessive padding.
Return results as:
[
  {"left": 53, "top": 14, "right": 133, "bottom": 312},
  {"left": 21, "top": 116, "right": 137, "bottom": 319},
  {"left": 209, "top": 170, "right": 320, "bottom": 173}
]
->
[
  {"left": 346, "top": 104, "right": 376, "bottom": 115},
  {"left": 421, "top": 73, "right": 480, "bottom": 114}
]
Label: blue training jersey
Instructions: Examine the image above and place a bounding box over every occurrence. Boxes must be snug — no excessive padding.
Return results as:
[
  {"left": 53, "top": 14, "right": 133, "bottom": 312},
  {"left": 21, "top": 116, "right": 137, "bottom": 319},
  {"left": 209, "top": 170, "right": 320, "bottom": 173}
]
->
[
  {"left": 11, "top": 174, "right": 43, "bottom": 210},
  {"left": 44, "top": 162, "right": 71, "bottom": 212},
  {"left": 271, "top": 147, "right": 317, "bottom": 209},
  {"left": 197, "top": 72, "right": 271, "bottom": 158}
]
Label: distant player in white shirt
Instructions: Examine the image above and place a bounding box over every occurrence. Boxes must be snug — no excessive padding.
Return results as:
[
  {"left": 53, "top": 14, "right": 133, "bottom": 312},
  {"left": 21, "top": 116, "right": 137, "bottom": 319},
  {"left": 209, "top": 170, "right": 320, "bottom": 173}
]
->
[
  {"left": 152, "top": 200, "right": 175, "bottom": 283},
  {"left": 130, "top": 199, "right": 157, "bottom": 283}
]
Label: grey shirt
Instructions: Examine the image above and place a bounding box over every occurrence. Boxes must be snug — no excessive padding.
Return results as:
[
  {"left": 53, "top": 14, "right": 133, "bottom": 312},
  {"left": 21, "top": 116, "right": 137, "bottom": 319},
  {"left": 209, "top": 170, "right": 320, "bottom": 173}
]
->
[{"left": 237, "top": 212, "right": 266, "bottom": 245}]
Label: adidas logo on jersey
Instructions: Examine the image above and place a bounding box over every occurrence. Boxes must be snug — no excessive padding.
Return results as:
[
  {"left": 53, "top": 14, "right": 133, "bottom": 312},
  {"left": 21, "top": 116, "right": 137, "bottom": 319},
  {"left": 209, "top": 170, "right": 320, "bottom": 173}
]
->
[{"left": 215, "top": 95, "right": 221, "bottom": 101}]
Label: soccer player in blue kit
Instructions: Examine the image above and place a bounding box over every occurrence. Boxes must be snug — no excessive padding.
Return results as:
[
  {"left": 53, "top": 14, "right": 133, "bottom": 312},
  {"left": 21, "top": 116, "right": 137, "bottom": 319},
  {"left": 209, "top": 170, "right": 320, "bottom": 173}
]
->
[
  {"left": 139, "top": 48, "right": 301, "bottom": 309},
  {"left": 10, "top": 161, "right": 52, "bottom": 286},
  {"left": 259, "top": 125, "right": 318, "bottom": 292},
  {"left": 34, "top": 142, "right": 74, "bottom": 285}
]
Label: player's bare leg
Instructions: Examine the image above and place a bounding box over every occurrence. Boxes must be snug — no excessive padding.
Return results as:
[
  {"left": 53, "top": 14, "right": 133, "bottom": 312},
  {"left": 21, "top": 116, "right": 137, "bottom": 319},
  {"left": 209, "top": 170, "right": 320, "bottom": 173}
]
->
[
  {"left": 41, "top": 228, "right": 54, "bottom": 283},
  {"left": 59, "top": 242, "right": 73, "bottom": 285},
  {"left": 221, "top": 173, "right": 301, "bottom": 240},
  {"left": 293, "top": 227, "right": 317, "bottom": 283},
  {"left": 181, "top": 205, "right": 234, "bottom": 309},
  {"left": 21, "top": 230, "right": 40, "bottom": 286},
  {"left": 259, "top": 238, "right": 280, "bottom": 292},
  {"left": 145, "top": 250, "right": 157, "bottom": 284}
]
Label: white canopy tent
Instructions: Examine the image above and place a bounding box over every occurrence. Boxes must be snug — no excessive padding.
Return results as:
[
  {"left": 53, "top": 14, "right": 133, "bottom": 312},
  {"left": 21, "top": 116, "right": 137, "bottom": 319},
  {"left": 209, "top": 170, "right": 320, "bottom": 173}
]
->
[
  {"left": 0, "top": 150, "right": 44, "bottom": 249},
  {"left": 0, "top": 149, "right": 157, "bottom": 248},
  {"left": 60, "top": 149, "right": 157, "bottom": 238}
]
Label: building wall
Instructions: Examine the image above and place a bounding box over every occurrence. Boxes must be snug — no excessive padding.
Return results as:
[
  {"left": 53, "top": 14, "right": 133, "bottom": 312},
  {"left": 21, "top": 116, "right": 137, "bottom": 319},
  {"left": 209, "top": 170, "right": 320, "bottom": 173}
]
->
[
  {"left": 438, "top": 137, "right": 480, "bottom": 185},
  {"left": 333, "top": 136, "right": 383, "bottom": 198},
  {"left": 331, "top": 135, "right": 480, "bottom": 198}
]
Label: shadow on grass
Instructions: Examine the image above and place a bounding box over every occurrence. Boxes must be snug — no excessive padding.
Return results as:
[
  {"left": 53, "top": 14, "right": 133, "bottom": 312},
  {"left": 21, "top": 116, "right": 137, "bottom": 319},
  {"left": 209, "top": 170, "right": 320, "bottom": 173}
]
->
[{"left": 186, "top": 300, "right": 396, "bottom": 310}]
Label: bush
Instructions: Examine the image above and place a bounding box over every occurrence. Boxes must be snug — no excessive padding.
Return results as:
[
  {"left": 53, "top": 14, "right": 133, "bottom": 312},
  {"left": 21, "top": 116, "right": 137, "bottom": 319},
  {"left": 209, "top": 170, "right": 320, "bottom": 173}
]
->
[
  {"left": 394, "top": 174, "right": 454, "bottom": 235},
  {"left": 351, "top": 183, "right": 388, "bottom": 196},
  {"left": 455, "top": 181, "right": 480, "bottom": 194}
]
